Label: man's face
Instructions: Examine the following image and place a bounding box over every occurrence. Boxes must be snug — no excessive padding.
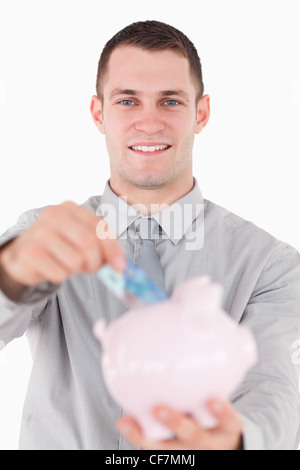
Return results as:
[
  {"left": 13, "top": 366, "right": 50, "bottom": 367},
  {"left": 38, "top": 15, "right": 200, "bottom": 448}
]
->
[{"left": 92, "top": 46, "right": 209, "bottom": 190}]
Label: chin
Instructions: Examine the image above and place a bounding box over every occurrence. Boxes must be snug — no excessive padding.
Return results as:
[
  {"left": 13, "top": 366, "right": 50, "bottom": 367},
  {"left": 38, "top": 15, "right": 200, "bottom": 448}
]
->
[{"left": 130, "top": 173, "right": 173, "bottom": 190}]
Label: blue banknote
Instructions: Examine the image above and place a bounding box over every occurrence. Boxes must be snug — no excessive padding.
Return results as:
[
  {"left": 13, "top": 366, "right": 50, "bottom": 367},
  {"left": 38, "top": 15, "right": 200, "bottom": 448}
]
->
[{"left": 97, "top": 259, "right": 168, "bottom": 308}]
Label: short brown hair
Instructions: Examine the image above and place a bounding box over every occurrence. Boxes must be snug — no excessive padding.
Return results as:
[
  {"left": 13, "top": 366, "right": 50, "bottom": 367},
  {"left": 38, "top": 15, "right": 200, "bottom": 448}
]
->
[{"left": 96, "top": 20, "right": 204, "bottom": 102}]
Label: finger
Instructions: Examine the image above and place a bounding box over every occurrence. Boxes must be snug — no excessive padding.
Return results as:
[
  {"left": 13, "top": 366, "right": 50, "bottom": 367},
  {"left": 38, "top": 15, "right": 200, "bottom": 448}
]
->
[
  {"left": 208, "top": 399, "right": 243, "bottom": 435},
  {"left": 58, "top": 201, "right": 100, "bottom": 230},
  {"left": 43, "top": 233, "right": 87, "bottom": 274},
  {"left": 57, "top": 205, "right": 126, "bottom": 272},
  {"left": 8, "top": 247, "right": 70, "bottom": 286},
  {"left": 118, "top": 416, "right": 200, "bottom": 451},
  {"left": 27, "top": 220, "right": 98, "bottom": 275},
  {"left": 31, "top": 252, "right": 71, "bottom": 285},
  {"left": 59, "top": 223, "right": 103, "bottom": 273},
  {"left": 20, "top": 229, "right": 85, "bottom": 284},
  {"left": 117, "top": 416, "right": 147, "bottom": 449},
  {"left": 40, "top": 205, "right": 126, "bottom": 273},
  {"left": 40, "top": 204, "right": 100, "bottom": 251},
  {"left": 153, "top": 406, "right": 205, "bottom": 446},
  {"left": 117, "top": 416, "right": 187, "bottom": 451}
]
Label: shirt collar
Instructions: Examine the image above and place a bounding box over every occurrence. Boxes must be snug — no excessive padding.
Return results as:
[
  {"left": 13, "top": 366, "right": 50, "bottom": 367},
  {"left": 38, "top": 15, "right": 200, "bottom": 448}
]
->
[{"left": 98, "top": 178, "right": 204, "bottom": 245}]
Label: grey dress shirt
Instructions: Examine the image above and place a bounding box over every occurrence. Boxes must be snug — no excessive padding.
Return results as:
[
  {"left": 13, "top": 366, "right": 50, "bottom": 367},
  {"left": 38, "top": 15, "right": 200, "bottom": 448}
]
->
[{"left": 0, "top": 178, "right": 300, "bottom": 450}]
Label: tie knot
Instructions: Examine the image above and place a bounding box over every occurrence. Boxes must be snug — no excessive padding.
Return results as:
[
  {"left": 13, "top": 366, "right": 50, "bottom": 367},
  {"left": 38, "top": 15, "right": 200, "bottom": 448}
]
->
[{"left": 135, "top": 217, "right": 157, "bottom": 240}]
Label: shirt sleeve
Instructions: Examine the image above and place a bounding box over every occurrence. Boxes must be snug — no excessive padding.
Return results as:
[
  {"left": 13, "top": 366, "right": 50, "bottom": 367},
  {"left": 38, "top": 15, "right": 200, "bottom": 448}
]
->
[
  {"left": 231, "top": 242, "right": 300, "bottom": 450},
  {"left": 0, "top": 208, "right": 59, "bottom": 345}
]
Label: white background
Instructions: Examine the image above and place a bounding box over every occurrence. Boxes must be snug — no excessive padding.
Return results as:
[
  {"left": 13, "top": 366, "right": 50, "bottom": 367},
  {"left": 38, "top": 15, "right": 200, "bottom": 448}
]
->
[{"left": 0, "top": 0, "right": 300, "bottom": 449}]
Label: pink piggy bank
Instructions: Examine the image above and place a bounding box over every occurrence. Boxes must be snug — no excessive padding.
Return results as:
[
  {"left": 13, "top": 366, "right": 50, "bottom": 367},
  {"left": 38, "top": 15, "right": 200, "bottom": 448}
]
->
[{"left": 94, "top": 276, "right": 257, "bottom": 441}]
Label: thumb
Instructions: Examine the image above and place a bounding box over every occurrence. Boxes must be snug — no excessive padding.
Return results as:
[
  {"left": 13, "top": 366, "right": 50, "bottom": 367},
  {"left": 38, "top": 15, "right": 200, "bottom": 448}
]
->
[{"left": 208, "top": 399, "right": 243, "bottom": 435}]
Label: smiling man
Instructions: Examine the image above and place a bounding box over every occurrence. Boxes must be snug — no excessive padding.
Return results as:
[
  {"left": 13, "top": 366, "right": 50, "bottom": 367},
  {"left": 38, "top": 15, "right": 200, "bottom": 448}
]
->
[
  {"left": 91, "top": 44, "right": 209, "bottom": 212},
  {"left": 0, "top": 21, "right": 300, "bottom": 451}
]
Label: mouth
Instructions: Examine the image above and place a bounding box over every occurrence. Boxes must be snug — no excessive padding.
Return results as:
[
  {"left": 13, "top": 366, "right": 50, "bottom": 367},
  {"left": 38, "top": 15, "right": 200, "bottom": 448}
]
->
[{"left": 129, "top": 144, "right": 172, "bottom": 155}]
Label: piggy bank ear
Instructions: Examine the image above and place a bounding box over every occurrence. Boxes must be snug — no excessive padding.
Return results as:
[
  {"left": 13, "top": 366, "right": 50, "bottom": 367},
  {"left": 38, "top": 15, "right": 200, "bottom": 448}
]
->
[{"left": 172, "top": 276, "right": 224, "bottom": 315}]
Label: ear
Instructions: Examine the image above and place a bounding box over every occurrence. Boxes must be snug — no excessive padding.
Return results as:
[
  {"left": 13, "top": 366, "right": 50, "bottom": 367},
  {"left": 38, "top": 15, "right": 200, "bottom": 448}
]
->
[
  {"left": 195, "top": 94, "right": 210, "bottom": 134},
  {"left": 90, "top": 95, "right": 105, "bottom": 134}
]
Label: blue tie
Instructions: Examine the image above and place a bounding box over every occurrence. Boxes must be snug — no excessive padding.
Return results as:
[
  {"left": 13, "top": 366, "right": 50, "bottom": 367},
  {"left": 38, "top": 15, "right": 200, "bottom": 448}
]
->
[{"left": 135, "top": 217, "right": 165, "bottom": 293}]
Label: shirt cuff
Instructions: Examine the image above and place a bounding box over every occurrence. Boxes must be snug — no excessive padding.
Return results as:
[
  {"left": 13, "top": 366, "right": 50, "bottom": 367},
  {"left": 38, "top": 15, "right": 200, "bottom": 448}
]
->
[{"left": 242, "top": 415, "right": 265, "bottom": 450}]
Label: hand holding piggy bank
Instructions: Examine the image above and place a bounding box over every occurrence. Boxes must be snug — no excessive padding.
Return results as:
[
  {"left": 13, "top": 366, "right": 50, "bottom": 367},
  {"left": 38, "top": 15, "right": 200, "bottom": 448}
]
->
[{"left": 94, "top": 276, "right": 257, "bottom": 441}]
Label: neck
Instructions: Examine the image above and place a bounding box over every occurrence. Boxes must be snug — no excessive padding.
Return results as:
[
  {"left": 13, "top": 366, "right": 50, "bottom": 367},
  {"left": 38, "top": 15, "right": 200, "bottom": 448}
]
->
[{"left": 109, "top": 174, "right": 194, "bottom": 215}]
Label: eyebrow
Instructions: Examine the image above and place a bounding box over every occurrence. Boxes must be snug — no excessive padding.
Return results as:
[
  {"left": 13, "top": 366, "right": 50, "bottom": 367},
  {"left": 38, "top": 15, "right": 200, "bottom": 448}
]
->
[{"left": 109, "top": 88, "right": 190, "bottom": 101}]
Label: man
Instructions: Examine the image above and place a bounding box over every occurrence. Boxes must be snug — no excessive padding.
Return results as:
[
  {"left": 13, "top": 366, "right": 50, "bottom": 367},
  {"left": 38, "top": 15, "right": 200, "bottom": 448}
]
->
[{"left": 0, "top": 20, "right": 300, "bottom": 450}]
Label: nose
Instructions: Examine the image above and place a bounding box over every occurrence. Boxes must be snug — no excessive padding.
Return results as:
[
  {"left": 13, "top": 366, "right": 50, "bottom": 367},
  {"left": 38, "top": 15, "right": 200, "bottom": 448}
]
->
[{"left": 134, "top": 107, "right": 165, "bottom": 135}]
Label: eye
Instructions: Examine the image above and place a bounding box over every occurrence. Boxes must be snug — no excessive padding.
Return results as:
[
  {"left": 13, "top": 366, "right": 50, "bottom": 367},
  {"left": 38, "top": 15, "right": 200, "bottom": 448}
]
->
[
  {"left": 119, "top": 100, "right": 136, "bottom": 106},
  {"left": 163, "top": 100, "right": 180, "bottom": 107}
]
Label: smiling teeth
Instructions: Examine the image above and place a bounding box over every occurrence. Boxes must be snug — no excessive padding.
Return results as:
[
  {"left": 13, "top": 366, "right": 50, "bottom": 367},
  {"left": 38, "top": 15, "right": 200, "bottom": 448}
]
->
[{"left": 131, "top": 145, "right": 169, "bottom": 152}]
